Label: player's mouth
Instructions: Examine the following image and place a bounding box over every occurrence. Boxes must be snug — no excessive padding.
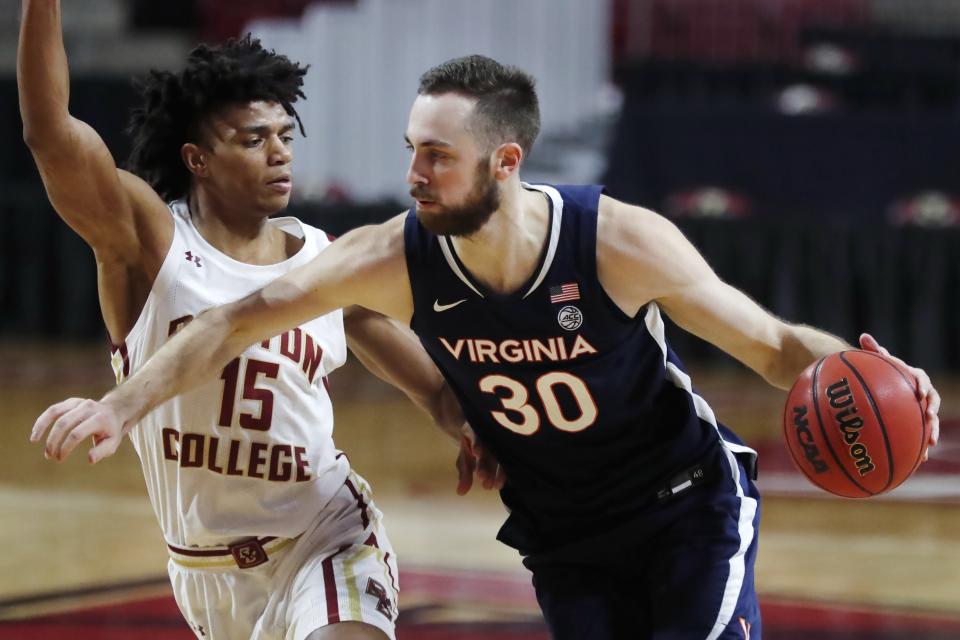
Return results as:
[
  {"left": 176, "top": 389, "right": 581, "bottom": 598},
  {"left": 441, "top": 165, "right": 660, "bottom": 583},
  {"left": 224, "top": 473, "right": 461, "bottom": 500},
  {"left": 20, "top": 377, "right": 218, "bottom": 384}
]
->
[
  {"left": 267, "top": 175, "right": 292, "bottom": 194},
  {"left": 410, "top": 189, "right": 438, "bottom": 208}
]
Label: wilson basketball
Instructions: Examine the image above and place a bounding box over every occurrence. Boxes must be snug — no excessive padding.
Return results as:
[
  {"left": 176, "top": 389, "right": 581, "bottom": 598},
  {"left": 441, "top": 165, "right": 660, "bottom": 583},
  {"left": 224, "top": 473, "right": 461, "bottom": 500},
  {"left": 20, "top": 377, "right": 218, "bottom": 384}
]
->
[{"left": 783, "top": 350, "right": 928, "bottom": 498}]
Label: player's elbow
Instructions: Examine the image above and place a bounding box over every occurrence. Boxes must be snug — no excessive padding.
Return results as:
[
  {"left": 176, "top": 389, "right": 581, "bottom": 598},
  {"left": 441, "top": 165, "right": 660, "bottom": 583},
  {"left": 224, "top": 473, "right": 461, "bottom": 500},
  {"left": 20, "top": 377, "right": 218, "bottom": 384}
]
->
[
  {"left": 21, "top": 117, "right": 69, "bottom": 154},
  {"left": 22, "top": 123, "right": 48, "bottom": 151},
  {"left": 761, "top": 323, "right": 821, "bottom": 390}
]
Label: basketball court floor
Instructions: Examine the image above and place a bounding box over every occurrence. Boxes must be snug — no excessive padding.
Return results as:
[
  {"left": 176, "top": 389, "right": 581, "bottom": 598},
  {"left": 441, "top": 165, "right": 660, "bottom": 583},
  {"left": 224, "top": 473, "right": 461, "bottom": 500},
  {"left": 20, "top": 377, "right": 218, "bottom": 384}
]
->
[{"left": 1, "top": 341, "right": 958, "bottom": 639}]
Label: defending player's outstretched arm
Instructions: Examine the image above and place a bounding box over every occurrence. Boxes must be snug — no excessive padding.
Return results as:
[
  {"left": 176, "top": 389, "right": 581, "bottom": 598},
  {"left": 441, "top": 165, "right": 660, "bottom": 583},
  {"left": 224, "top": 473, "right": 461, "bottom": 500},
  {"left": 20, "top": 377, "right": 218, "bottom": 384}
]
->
[
  {"left": 17, "top": 0, "right": 172, "bottom": 342},
  {"left": 343, "top": 305, "right": 504, "bottom": 493},
  {"left": 31, "top": 216, "right": 410, "bottom": 462},
  {"left": 595, "top": 194, "right": 939, "bottom": 453},
  {"left": 343, "top": 306, "right": 462, "bottom": 439}
]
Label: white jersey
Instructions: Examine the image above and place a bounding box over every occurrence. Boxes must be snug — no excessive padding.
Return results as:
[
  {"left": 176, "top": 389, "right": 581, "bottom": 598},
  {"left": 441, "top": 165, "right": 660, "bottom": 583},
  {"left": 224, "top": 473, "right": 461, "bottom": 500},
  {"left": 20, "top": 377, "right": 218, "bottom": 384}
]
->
[{"left": 112, "top": 200, "right": 349, "bottom": 547}]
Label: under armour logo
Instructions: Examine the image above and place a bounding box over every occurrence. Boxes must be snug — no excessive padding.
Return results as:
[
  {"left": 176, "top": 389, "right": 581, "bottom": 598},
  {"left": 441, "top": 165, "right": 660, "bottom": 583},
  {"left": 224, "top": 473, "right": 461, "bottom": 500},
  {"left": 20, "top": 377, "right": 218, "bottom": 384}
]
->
[
  {"left": 185, "top": 251, "right": 203, "bottom": 267},
  {"left": 191, "top": 622, "right": 206, "bottom": 637},
  {"left": 365, "top": 577, "right": 394, "bottom": 620}
]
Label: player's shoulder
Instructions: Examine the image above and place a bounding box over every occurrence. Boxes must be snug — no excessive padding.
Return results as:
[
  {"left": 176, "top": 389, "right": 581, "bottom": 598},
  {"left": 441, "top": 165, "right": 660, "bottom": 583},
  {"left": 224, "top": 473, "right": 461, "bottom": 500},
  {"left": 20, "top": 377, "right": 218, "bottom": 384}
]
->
[
  {"left": 117, "top": 169, "right": 173, "bottom": 219},
  {"left": 597, "top": 194, "right": 675, "bottom": 248},
  {"left": 348, "top": 211, "right": 407, "bottom": 240},
  {"left": 326, "top": 211, "right": 408, "bottom": 262},
  {"left": 529, "top": 182, "right": 603, "bottom": 212}
]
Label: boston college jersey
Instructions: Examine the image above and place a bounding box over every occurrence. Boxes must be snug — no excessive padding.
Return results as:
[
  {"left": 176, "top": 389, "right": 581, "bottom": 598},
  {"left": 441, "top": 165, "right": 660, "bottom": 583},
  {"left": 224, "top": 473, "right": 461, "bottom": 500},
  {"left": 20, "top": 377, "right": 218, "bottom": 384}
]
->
[{"left": 112, "top": 200, "right": 348, "bottom": 548}]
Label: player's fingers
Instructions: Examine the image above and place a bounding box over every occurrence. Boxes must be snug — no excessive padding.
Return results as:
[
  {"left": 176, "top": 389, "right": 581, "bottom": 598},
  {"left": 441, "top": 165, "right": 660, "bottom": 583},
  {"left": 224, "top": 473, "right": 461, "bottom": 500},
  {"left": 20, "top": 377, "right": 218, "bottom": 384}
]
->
[
  {"left": 858, "top": 333, "right": 879, "bottom": 353},
  {"left": 56, "top": 415, "right": 113, "bottom": 463},
  {"left": 45, "top": 400, "right": 100, "bottom": 461},
  {"left": 30, "top": 398, "right": 84, "bottom": 444},
  {"left": 88, "top": 430, "right": 122, "bottom": 465},
  {"left": 917, "top": 385, "right": 940, "bottom": 462},
  {"left": 859, "top": 333, "right": 895, "bottom": 360},
  {"left": 460, "top": 425, "right": 478, "bottom": 457},
  {"left": 476, "top": 446, "right": 498, "bottom": 490},
  {"left": 927, "top": 398, "right": 940, "bottom": 448},
  {"left": 455, "top": 449, "right": 475, "bottom": 496},
  {"left": 493, "top": 464, "right": 507, "bottom": 490}
]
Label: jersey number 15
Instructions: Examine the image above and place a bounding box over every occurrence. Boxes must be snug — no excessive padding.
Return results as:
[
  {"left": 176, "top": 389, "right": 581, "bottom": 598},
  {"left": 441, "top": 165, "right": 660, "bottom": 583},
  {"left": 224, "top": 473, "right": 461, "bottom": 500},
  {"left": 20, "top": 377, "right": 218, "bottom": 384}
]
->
[{"left": 218, "top": 357, "right": 278, "bottom": 431}]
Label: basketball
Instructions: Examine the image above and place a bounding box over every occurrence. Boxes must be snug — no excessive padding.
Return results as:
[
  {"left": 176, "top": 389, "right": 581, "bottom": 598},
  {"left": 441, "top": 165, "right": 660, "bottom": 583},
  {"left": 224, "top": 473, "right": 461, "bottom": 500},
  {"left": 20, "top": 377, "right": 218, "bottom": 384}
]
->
[{"left": 783, "top": 350, "right": 928, "bottom": 498}]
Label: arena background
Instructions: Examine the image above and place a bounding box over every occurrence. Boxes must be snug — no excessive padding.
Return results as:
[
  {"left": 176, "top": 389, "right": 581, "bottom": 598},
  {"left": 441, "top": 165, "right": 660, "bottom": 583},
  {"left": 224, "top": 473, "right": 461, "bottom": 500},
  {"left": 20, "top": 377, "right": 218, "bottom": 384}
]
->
[{"left": 1, "top": 1, "right": 958, "bottom": 638}]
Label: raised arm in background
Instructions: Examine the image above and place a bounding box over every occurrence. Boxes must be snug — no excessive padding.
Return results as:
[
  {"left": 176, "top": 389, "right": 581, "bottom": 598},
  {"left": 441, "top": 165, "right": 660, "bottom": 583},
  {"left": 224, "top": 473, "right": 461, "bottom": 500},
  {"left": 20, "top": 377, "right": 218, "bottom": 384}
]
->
[{"left": 18, "top": 0, "right": 172, "bottom": 341}]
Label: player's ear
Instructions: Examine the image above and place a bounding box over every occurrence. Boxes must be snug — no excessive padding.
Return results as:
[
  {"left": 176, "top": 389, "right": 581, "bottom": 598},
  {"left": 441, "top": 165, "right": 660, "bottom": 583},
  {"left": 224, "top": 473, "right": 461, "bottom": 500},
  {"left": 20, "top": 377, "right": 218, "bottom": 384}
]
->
[
  {"left": 493, "top": 142, "right": 523, "bottom": 180},
  {"left": 181, "top": 143, "right": 209, "bottom": 178}
]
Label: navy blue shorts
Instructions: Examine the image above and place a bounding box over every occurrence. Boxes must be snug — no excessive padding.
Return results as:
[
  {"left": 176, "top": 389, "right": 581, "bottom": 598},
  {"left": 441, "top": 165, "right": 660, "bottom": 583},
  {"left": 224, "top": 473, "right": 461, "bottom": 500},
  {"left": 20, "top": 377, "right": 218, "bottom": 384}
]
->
[{"left": 526, "top": 447, "right": 761, "bottom": 640}]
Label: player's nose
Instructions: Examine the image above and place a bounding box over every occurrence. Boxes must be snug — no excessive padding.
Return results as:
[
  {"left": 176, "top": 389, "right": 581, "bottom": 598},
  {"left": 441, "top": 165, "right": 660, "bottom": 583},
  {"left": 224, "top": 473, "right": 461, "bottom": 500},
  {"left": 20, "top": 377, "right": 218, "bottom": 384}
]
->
[
  {"left": 268, "top": 136, "right": 292, "bottom": 165},
  {"left": 405, "top": 155, "right": 428, "bottom": 186}
]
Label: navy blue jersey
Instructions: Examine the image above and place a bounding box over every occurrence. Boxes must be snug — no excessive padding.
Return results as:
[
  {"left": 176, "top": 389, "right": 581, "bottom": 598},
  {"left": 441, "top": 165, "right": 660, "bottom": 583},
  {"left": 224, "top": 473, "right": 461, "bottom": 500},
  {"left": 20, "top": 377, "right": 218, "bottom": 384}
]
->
[{"left": 404, "top": 183, "right": 751, "bottom": 553}]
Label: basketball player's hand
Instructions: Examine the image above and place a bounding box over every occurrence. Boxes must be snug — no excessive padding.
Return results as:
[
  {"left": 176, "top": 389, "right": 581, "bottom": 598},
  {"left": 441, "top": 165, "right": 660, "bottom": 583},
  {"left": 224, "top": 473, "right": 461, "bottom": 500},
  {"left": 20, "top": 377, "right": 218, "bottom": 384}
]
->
[
  {"left": 30, "top": 397, "right": 124, "bottom": 464},
  {"left": 860, "top": 333, "right": 940, "bottom": 461},
  {"left": 456, "top": 425, "right": 506, "bottom": 495}
]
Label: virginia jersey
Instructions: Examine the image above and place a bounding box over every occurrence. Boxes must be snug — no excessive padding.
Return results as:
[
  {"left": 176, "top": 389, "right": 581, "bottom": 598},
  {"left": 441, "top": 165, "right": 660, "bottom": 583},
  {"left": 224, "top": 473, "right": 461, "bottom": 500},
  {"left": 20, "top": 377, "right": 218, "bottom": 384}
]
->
[
  {"left": 404, "top": 183, "right": 754, "bottom": 553},
  {"left": 112, "top": 200, "right": 348, "bottom": 547}
]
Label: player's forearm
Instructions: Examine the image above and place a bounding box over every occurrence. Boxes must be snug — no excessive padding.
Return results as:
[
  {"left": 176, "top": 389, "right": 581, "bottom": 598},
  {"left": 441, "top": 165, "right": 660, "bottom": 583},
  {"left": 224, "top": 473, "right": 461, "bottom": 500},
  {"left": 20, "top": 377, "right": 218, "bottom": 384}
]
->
[
  {"left": 765, "top": 324, "right": 851, "bottom": 390},
  {"left": 18, "top": 0, "right": 71, "bottom": 147},
  {"left": 100, "top": 305, "right": 251, "bottom": 432},
  {"left": 345, "top": 308, "right": 463, "bottom": 441},
  {"left": 429, "top": 382, "right": 467, "bottom": 442}
]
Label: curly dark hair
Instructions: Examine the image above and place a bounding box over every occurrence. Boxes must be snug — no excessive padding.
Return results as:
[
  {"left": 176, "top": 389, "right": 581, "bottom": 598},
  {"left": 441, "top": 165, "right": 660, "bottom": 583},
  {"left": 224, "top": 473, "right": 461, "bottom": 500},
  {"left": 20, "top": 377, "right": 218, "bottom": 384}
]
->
[
  {"left": 126, "top": 35, "right": 308, "bottom": 201},
  {"left": 418, "top": 54, "right": 540, "bottom": 155}
]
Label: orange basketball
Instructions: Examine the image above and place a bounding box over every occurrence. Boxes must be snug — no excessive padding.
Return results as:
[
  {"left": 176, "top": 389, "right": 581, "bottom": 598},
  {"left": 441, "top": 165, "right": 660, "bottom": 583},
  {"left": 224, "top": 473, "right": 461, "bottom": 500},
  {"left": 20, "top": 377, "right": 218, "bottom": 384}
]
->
[{"left": 782, "top": 350, "right": 928, "bottom": 498}]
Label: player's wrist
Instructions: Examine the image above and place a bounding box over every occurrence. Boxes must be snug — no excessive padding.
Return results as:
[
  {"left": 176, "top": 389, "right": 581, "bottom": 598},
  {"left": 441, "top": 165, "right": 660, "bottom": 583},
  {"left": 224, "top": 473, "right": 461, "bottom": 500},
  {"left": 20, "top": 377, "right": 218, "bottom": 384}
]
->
[{"left": 99, "top": 388, "right": 142, "bottom": 435}]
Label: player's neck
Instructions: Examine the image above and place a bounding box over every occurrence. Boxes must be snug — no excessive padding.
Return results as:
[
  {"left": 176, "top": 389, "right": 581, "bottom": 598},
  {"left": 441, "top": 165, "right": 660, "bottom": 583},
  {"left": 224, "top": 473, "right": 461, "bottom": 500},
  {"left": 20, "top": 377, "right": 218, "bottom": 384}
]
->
[
  {"left": 188, "top": 191, "right": 300, "bottom": 265},
  {"left": 451, "top": 184, "right": 549, "bottom": 295}
]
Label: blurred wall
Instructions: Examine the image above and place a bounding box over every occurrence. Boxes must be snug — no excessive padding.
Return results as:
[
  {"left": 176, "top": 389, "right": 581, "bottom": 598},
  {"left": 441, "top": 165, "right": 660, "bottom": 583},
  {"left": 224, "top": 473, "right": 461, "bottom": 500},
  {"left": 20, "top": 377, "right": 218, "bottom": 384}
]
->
[
  {"left": 2, "top": 0, "right": 958, "bottom": 374},
  {"left": 247, "top": 0, "right": 611, "bottom": 201}
]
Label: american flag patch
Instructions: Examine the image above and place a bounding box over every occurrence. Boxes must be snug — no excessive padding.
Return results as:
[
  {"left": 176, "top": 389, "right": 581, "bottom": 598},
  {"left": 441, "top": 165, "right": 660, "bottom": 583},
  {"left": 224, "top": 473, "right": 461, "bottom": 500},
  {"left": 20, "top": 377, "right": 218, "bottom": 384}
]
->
[{"left": 549, "top": 282, "right": 580, "bottom": 303}]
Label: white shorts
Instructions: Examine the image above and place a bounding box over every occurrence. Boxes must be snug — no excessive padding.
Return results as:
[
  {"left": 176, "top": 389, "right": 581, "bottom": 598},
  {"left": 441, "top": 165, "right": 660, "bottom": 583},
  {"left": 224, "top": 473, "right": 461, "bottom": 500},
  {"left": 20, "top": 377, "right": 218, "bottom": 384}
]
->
[{"left": 167, "top": 471, "right": 399, "bottom": 640}]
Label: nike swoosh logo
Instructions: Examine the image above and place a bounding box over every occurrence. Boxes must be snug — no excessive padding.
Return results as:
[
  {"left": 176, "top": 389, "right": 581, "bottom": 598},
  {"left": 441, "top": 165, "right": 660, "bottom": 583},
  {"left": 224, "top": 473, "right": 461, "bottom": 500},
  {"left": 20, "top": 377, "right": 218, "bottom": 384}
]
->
[{"left": 433, "top": 298, "right": 468, "bottom": 312}]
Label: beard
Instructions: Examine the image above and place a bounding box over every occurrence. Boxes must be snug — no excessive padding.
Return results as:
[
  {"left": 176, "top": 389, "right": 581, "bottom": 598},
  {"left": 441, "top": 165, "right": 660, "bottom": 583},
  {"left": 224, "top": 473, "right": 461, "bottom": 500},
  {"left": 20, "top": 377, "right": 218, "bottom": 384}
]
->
[{"left": 412, "top": 160, "right": 501, "bottom": 237}]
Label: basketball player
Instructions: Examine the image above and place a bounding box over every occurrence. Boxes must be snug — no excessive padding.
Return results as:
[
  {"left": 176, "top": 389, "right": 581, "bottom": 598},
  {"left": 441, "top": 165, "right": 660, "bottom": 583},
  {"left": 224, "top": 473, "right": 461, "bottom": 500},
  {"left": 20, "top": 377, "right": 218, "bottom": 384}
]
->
[
  {"left": 33, "top": 55, "right": 940, "bottom": 639},
  {"left": 18, "top": 4, "right": 500, "bottom": 639}
]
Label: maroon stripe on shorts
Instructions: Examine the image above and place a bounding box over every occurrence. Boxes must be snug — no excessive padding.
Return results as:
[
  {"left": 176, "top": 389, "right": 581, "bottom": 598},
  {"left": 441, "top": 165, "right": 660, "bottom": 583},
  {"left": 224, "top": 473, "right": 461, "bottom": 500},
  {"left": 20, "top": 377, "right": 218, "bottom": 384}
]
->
[
  {"left": 322, "top": 545, "right": 350, "bottom": 623},
  {"left": 364, "top": 532, "right": 398, "bottom": 595},
  {"left": 344, "top": 478, "right": 370, "bottom": 529},
  {"left": 384, "top": 551, "right": 399, "bottom": 595}
]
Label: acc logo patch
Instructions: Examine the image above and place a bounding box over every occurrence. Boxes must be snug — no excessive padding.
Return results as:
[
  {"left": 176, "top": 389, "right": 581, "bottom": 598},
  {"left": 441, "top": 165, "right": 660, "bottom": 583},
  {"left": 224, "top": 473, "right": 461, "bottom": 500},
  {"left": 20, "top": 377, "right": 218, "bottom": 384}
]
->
[{"left": 557, "top": 306, "right": 583, "bottom": 331}]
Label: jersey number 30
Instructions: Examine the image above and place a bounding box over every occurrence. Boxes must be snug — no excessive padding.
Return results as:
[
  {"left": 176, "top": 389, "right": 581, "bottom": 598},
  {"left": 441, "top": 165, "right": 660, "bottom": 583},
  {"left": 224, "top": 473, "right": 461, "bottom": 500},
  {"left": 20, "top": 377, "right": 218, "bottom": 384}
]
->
[{"left": 479, "top": 372, "right": 597, "bottom": 435}]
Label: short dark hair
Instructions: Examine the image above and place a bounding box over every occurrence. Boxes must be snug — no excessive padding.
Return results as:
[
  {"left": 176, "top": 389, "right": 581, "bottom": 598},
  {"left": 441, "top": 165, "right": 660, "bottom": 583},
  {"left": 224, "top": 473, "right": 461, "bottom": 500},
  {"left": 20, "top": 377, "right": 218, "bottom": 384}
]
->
[
  {"left": 418, "top": 54, "right": 540, "bottom": 155},
  {"left": 126, "top": 35, "right": 308, "bottom": 201}
]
